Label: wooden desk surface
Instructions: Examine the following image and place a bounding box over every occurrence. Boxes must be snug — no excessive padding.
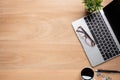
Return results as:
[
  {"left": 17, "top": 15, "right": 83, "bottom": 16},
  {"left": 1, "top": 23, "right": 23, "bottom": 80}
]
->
[{"left": 0, "top": 0, "right": 120, "bottom": 80}]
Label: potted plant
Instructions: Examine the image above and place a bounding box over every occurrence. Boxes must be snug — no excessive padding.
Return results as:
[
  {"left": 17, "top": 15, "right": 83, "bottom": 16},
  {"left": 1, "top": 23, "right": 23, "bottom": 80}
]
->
[{"left": 83, "top": 0, "right": 103, "bottom": 13}]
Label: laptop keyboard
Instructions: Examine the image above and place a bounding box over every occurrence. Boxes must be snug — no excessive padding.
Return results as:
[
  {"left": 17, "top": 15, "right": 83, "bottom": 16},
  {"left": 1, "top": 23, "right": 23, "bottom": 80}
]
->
[{"left": 84, "top": 12, "right": 120, "bottom": 61}]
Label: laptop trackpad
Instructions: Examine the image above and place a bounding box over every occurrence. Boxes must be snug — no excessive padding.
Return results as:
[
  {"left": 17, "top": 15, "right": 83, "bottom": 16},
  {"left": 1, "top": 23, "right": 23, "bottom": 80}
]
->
[{"left": 72, "top": 18, "right": 104, "bottom": 67}]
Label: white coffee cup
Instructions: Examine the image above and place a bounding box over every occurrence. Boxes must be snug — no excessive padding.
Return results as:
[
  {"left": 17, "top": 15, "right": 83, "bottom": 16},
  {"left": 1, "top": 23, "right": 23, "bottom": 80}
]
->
[{"left": 81, "top": 67, "right": 94, "bottom": 80}]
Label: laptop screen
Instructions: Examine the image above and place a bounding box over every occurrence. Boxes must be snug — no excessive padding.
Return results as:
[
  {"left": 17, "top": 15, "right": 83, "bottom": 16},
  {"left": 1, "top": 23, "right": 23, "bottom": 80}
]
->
[{"left": 103, "top": 0, "right": 120, "bottom": 43}]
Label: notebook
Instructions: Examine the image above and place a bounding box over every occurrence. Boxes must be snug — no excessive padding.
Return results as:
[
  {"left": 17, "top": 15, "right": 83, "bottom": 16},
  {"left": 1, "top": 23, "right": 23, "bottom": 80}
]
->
[{"left": 72, "top": 0, "right": 120, "bottom": 66}]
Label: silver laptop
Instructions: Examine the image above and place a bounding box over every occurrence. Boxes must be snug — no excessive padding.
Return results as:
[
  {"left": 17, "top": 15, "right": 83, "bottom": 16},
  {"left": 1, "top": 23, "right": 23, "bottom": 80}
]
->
[{"left": 72, "top": 0, "right": 120, "bottom": 67}]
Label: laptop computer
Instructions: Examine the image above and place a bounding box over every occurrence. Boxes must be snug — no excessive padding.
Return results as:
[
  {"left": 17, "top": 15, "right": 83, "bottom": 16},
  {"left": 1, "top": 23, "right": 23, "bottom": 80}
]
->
[{"left": 72, "top": 0, "right": 120, "bottom": 67}]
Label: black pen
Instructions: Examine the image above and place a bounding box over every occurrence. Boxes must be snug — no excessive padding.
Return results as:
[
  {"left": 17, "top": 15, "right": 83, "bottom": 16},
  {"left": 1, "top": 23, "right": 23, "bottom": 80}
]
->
[{"left": 96, "top": 69, "right": 120, "bottom": 73}]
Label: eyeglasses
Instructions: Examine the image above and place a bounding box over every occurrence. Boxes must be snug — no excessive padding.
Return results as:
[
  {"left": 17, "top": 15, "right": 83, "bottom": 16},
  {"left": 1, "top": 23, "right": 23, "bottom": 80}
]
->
[{"left": 76, "top": 26, "right": 95, "bottom": 47}]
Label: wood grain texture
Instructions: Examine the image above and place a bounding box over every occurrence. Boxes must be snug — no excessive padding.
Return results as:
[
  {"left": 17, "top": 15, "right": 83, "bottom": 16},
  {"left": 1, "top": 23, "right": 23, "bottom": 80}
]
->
[{"left": 0, "top": 0, "right": 120, "bottom": 80}]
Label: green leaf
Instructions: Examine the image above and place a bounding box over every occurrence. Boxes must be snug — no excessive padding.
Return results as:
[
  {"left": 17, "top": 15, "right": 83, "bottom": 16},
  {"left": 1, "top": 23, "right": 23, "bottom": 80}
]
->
[{"left": 82, "top": 0, "right": 103, "bottom": 13}]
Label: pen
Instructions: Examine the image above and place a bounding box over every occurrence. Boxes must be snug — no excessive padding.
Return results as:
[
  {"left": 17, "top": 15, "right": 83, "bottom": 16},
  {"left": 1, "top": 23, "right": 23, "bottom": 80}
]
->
[{"left": 96, "top": 69, "right": 120, "bottom": 73}]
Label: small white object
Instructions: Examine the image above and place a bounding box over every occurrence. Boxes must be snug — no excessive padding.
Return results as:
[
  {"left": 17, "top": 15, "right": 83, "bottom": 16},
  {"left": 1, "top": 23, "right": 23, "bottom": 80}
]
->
[{"left": 102, "top": 77, "right": 106, "bottom": 80}]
